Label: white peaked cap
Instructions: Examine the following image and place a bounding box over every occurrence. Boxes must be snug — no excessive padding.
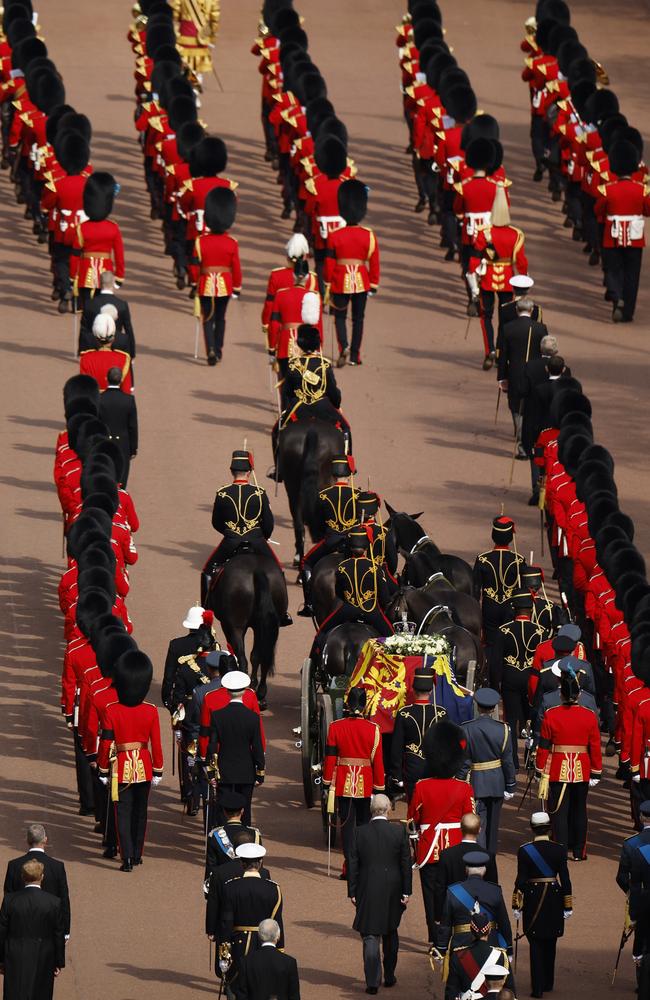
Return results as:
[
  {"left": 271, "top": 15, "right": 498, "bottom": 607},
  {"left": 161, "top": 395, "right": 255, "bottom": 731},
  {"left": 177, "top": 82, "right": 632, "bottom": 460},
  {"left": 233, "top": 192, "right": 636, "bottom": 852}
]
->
[
  {"left": 92, "top": 314, "right": 116, "bottom": 341},
  {"left": 531, "top": 811, "right": 551, "bottom": 826},
  {"left": 221, "top": 670, "right": 251, "bottom": 691},
  {"left": 183, "top": 605, "right": 205, "bottom": 629},
  {"left": 510, "top": 274, "right": 534, "bottom": 289},
  {"left": 236, "top": 843, "right": 267, "bottom": 859},
  {"left": 286, "top": 233, "right": 309, "bottom": 259},
  {"left": 301, "top": 291, "right": 321, "bottom": 325}
]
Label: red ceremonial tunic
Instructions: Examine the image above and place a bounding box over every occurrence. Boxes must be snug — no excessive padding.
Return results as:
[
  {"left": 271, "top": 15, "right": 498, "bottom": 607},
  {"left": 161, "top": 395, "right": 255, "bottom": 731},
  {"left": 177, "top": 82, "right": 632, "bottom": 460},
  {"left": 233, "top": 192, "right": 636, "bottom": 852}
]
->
[
  {"left": 325, "top": 225, "right": 380, "bottom": 294},
  {"left": 79, "top": 348, "right": 132, "bottom": 393},
  {"left": 470, "top": 225, "right": 528, "bottom": 292},
  {"left": 195, "top": 232, "right": 242, "bottom": 298},
  {"left": 71, "top": 219, "right": 125, "bottom": 288},
  {"left": 268, "top": 283, "right": 323, "bottom": 359},
  {"left": 408, "top": 777, "right": 475, "bottom": 866},
  {"left": 97, "top": 701, "right": 164, "bottom": 782},
  {"left": 594, "top": 178, "right": 650, "bottom": 248},
  {"left": 322, "top": 716, "right": 384, "bottom": 798},
  {"left": 536, "top": 704, "right": 602, "bottom": 782}
]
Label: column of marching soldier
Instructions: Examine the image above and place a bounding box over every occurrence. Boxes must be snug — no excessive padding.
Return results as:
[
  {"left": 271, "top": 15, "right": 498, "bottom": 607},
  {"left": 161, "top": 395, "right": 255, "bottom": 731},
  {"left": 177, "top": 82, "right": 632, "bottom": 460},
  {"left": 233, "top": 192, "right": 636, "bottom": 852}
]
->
[{"left": 3, "top": 2, "right": 650, "bottom": 999}]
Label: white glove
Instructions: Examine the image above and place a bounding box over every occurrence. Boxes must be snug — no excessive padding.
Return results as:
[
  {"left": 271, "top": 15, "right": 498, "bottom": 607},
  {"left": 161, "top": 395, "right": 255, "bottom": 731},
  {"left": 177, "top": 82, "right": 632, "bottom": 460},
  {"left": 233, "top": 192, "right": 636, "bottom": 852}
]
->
[
  {"left": 563, "top": 910, "right": 572, "bottom": 919},
  {"left": 512, "top": 909, "right": 522, "bottom": 921},
  {"left": 98, "top": 776, "right": 108, "bottom": 786},
  {"left": 588, "top": 778, "right": 600, "bottom": 788},
  {"left": 186, "top": 756, "right": 195, "bottom": 767},
  {"left": 633, "top": 775, "right": 641, "bottom": 783},
  {"left": 174, "top": 729, "right": 182, "bottom": 743},
  {"left": 503, "top": 791, "right": 515, "bottom": 801},
  {"left": 152, "top": 776, "right": 162, "bottom": 786}
]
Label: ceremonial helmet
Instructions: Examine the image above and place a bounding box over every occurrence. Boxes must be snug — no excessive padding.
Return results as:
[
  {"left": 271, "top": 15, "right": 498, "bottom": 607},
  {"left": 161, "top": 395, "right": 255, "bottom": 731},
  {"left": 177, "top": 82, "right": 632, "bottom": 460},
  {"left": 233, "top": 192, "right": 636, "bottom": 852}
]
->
[
  {"left": 423, "top": 719, "right": 466, "bottom": 778},
  {"left": 204, "top": 186, "right": 237, "bottom": 235},
  {"left": 444, "top": 85, "right": 477, "bottom": 124},
  {"left": 332, "top": 454, "right": 355, "bottom": 478},
  {"left": 83, "top": 172, "right": 117, "bottom": 222},
  {"left": 510, "top": 590, "right": 534, "bottom": 613},
  {"left": 347, "top": 525, "right": 370, "bottom": 553},
  {"left": 464, "top": 137, "right": 495, "bottom": 173},
  {"left": 58, "top": 111, "right": 92, "bottom": 143},
  {"left": 413, "top": 661, "right": 435, "bottom": 693},
  {"left": 522, "top": 565, "right": 543, "bottom": 592},
  {"left": 346, "top": 686, "right": 367, "bottom": 715},
  {"left": 94, "top": 631, "right": 136, "bottom": 680},
  {"left": 491, "top": 515, "right": 514, "bottom": 545},
  {"left": 113, "top": 649, "right": 154, "bottom": 706},
  {"left": 338, "top": 179, "right": 368, "bottom": 225},
  {"left": 167, "top": 95, "right": 198, "bottom": 132},
  {"left": 230, "top": 450, "right": 253, "bottom": 474},
  {"left": 75, "top": 588, "right": 113, "bottom": 639},
  {"left": 359, "top": 491, "right": 381, "bottom": 519}
]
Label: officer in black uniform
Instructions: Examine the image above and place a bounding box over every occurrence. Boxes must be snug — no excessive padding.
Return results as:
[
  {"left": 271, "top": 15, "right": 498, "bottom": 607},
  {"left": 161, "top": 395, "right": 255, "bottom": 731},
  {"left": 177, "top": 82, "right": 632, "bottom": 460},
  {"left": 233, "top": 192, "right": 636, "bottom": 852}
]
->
[
  {"left": 204, "top": 671, "right": 265, "bottom": 827},
  {"left": 512, "top": 811, "right": 572, "bottom": 999},
  {"left": 161, "top": 604, "right": 204, "bottom": 711},
  {"left": 216, "top": 843, "right": 284, "bottom": 998},
  {"left": 390, "top": 660, "right": 443, "bottom": 801},
  {"left": 437, "top": 849, "right": 513, "bottom": 958},
  {"left": 445, "top": 910, "right": 514, "bottom": 1000},
  {"left": 170, "top": 621, "right": 215, "bottom": 815},
  {"left": 490, "top": 591, "right": 544, "bottom": 770},
  {"left": 359, "top": 491, "right": 399, "bottom": 587},
  {"left": 473, "top": 517, "right": 527, "bottom": 648},
  {"left": 310, "top": 526, "right": 394, "bottom": 661},
  {"left": 460, "top": 688, "right": 516, "bottom": 855},
  {"left": 205, "top": 828, "right": 271, "bottom": 930},
  {"left": 523, "top": 565, "right": 567, "bottom": 639},
  {"left": 498, "top": 274, "right": 543, "bottom": 332},
  {"left": 620, "top": 800, "right": 650, "bottom": 992},
  {"left": 299, "top": 454, "right": 361, "bottom": 617},
  {"left": 205, "top": 789, "right": 262, "bottom": 882}
]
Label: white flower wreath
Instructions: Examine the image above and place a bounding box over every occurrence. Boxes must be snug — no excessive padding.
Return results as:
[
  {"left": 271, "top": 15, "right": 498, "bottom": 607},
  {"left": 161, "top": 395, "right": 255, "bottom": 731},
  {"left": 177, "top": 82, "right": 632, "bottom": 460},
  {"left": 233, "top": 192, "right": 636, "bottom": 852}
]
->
[{"left": 383, "top": 633, "right": 451, "bottom": 657}]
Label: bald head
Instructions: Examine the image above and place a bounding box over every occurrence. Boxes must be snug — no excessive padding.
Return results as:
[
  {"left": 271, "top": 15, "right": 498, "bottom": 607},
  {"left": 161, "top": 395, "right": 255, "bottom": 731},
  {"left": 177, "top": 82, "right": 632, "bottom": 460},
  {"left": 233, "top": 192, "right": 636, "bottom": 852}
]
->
[{"left": 461, "top": 812, "right": 480, "bottom": 838}]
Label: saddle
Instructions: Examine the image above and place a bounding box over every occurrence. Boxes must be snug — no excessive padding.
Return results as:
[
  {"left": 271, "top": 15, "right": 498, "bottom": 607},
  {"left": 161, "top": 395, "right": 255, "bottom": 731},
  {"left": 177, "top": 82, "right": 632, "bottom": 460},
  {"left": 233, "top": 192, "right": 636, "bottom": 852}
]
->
[{"left": 422, "top": 571, "right": 454, "bottom": 594}]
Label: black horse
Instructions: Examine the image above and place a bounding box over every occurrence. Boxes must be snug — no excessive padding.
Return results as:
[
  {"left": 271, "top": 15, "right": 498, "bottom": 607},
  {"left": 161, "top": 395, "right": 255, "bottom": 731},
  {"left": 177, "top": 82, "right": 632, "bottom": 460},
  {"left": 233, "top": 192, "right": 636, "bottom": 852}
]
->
[
  {"left": 206, "top": 552, "right": 288, "bottom": 710},
  {"left": 385, "top": 505, "right": 474, "bottom": 594},
  {"left": 277, "top": 418, "right": 345, "bottom": 566},
  {"left": 310, "top": 550, "right": 345, "bottom": 625},
  {"left": 319, "top": 622, "right": 379, "bottom": 679}
]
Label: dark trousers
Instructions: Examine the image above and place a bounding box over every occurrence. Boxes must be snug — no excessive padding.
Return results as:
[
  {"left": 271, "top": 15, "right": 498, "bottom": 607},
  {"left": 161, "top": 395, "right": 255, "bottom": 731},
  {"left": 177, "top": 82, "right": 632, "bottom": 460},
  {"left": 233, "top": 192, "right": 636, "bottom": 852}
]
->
[
  {"left": 530, "top": 114, "right": 547, "bottom": 167},
  {"left": 548, "top": 780, "right": 589, "bottom": 858},
  {"left": 338, "top": 796, "right": 371, "bottom": 872},
  {"left": 479, "top": 290, "right": 512, "bottom": 355},
  {"left": 219, "top": 782, "right": 254, "bottom": 826},
  {"left": 116, "top": 780, "right": 150, "bottom": 860},
  {"left": 74, "top": 728, "right": 95, "bottom": 812},
  {"left": 331, "top": 292, "right": 368, "bottom": 360},
  {"left": 529, "top": 936, "right": 557, "bottom": 995},
  {"left": 418, "top": 862, "right": 438, "bottom": 942},
  {"left": 476, "top": 796, "right": 504, "bottom": 856},
  {"left": 580, "top": 191, "right": 599, "bottom": 251},
  {"left": 362, "top": 931, "right": 399, "bottom": 989},
  {"left": 200, "top": 295, "right": 230, "bottom": 356},
  {"left": 52, "top": 242, "right": 73, "bottom": 297},
  {"left": 440, "top": 188, "right": 459, "bottom": 251},
  {"left": 414, "top": 157, "right": 437, "bottom": 208},
  {"left": 602, "top": 247, "right": 643, "bottom": 319},
  {"left": 502, "top": 687, "right": 530, "bottom": 770}
]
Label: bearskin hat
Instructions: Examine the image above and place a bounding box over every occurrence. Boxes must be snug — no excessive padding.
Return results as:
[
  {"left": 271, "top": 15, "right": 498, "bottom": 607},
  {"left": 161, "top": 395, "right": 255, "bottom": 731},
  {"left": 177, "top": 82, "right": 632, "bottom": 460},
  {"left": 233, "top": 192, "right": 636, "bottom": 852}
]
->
[
  {"left": 58, "top": 112, "right": 92, "bottom": 144},
  {"left": 7, "top": 17, "right": 35, "bottom": 48},
  {"left": 560, "top": 412, "right": 593, "bottom": 439},
  {"left": 150, "top": 61, "right": 181, "bottom": 101},
  {"left": 557, "top": 41, "right": 588, "bottom": 77},
  {"left": 63, "top": 373, "right": 100, "bottom": 409},
  {"left": 587, "top": 495, "right": 619, "bottom": 536},
  {"left": 65, "top": 396, "right": 98, "bottom": 424},
  {"left": 88, "top": 438, "right": 125, "bottom": 483},
  {"left": 113, "top": 649, "right": 153, "bottom": 707},
  {"left": 581, "top": 444, "right": 614, "bottom": 473},
  {"left": 167, "top": 95, "right": 198, "bottom": 132},
  {"left": 83, "top": 172, "right": 116, "bottom": 222},
  {"left": 163, "top": 74, "right": 195, "bottom": 106},
  {"left": 146, "top": 21, "right": 176, "bottom": 56},
  {"left": 299, "top": 71, "right": 327, "bottom": 106},
  {"left": 426, "top": 50, "right": 456, "bottom": 91},
  {"left": 78, "top": 566, "right": 116, "bottom": 603},
  {"left": 609, "top": 140, "right": 640, "bottom": 178},
  {"left": 413, "top": 17, "right": 443, "bottom": 50},
  {"left": 547, "top": 23, "right": 577, "bottom": 57},
  {"left": 190, "top": 136, "right": 228, "bottom": 178},
  {"left": 568, "top": 63, "right": 596, "bottom": 93},
  {"left": 306, "top": 96, "right": 334, "bottom": 134},
  {"left": 68, "top": 507, "right": 112, "bottom": 548},
  {"left": 278, "top": 25, "right": 308, "bottom": 50},
  {"left": 76, "top": 588, "right": 113, "bottom": 639},
  {"left": 536, "top": 0, "right": 570, "bottom": 21},
  {"left": 632, "top": 639, "right": 650, "bottom": 687},
  {"left": 314, "top": 134, "right": 347, "bottom": 179},
  {"left": 95, "top": 630, "right": 135, "bottom": 680},
  {"left": 423, "top": 719, "right": 466, "bottom": 778},
  {"left": 439, "top": 68, "right": 471, "bottom": 104},
  {"left": 11, "top": 36, "right": 47, "bottom": 70},
  {"left": 262, "top": 0, "right": 292, "bottom": 28},
  {"left": 595, "top": 524, "right": 627, "bottom": 560},
  {"left": 65, "top": 413, "right": 92, "bottom": 455},
  {"left": 603, "top": 544, "right": 646, "bottom": 581},
  {"left": 33, "top": 69, "right": 65, "bottom": 114},
  {"left": 204, "top": 187, "right": 237, "bottom": 235},
  {"left": 461, "top": 114, "right": 500, "bottom": 151},
  {"left": 599, "top": 114, "right": 628, "bottom": 151},
  {"left": 465, "top": 137, "right": 495, "bottom": 172},
  {"left": 317, "top": 116, "right": 348, "bottom": 148},
  {"left": 75, "top": 416, "right": 108, "bottom": 457},
  {"left": 585, "top": 88, "right": 619, "bottom": 125},
  {"left": 558, "top": 432, "right": 592, "bottom": 476},
  {"left": 270, "top": 7, "right": 300, "bottom": 34},
  {"left": 549, "top": 388, "right": 592, "bottom": 427},
  {"left": 44, "top": 104, "right": 75, "bottom": 146},
  {"left": 176, "top": 121, "right": 205, "bottom": 162},
  {"left": 55, "top": 131, "right": 90, "bottom": 176},
  {"left": 445, "top": 85, "right": 477, "bottom": 124},
  {"left": 338, "top": 179, "right": 368, "bottom": 225},
  {"left": 83, "top": 491, "right": 118, "bottom": 521},
  {"left": 79, "top": 543, "right": 116, "bottom": 575},
  {"left": 82, "top": 471, "right": 119, "bottom": 503},
  {"left": 411, "top": 1, "right": 442, "bottom": 25},
  {"left": 4, "top": 2, "right": 33, "bottom": 31},
  {"left": 296, "top": 324, "right": 321, "bottom": 353},
  {"left": 618, "top": 576, "right": 650, "bottom": 618},
  {"left": 575, "top": 464, "right": 616, "bottom": 503},
  {"left": 604, "top": 509, "right": 634, "bottom": 540},
  {"left": 615, "top": 126, "right": 643, "bottom": 157}
]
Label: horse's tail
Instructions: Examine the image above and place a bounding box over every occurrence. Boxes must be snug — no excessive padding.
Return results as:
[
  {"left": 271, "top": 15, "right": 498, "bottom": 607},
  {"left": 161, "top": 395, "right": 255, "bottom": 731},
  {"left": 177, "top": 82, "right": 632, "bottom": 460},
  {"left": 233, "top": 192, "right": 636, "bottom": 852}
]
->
[
  {"left": 299, "top": 427, "right": 320, "bottom": 535},
  {"left": 251, "top": 570, "right": 279, "bottom": 678},
  {"left": 343, "top": 640, "right": 357, "bottom": 678}
]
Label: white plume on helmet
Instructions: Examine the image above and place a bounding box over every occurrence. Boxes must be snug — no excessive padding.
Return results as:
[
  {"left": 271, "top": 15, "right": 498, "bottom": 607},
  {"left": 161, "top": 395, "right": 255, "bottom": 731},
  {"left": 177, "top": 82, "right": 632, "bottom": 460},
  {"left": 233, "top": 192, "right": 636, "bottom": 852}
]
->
[
  {"left": 92, "top": 314, "right": 116, "bottom": 342},
  {"left": 286, "top": 233, "right": 309, "bottom": 260},
  {"left": 301, "top": 292, "right": 320, "bottom": 326}
]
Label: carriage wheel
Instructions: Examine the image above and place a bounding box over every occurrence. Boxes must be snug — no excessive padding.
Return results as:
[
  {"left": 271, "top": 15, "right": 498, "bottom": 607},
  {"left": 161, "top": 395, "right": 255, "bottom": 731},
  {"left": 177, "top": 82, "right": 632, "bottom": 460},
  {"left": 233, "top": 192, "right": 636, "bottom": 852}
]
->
[
  {"left": 300, "top": 658, "right": 319, "bottom": 808},
  {"left": 319, "top": 693, "right": 337, "bottom": 847}
]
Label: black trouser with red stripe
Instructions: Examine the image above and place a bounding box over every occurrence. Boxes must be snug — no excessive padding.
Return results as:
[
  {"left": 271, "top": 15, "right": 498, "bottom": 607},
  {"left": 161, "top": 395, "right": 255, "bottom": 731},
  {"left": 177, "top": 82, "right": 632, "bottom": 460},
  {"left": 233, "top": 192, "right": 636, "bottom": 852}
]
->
[
  {"left": 115, "top": 780, "right": 150, "bottom": 861},
  {"left": 200, "top": 295, "right": 230, "bottom": 357},
  {"left": 331, "top": 292, "right": 368, "bottom": 361},
  {"left": 548, "top": 780, "right": 589, "bottom": 859}
]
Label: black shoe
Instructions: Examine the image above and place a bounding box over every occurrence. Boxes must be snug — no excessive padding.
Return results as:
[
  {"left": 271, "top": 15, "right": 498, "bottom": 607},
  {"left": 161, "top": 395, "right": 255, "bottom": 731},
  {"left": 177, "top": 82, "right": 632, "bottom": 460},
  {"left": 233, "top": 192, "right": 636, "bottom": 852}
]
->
[
  {"left": 563, "top": 215, "right": 572, "bottom": 228},
  {"left": 280, "top": 612, "right": 293, "bottom": 627},
  {"left": 572, "top": 227, "right": 584, "bottom": 241},
  {"left": 58, "top": 297, "right": 70, "bottom": 314},
  {"left": 365, "top": 989, "right": 378, "bottom": 996},
  {"left": 51, "top": 288, "right": 60, "bottom": 301},
  {"left": 176, "top": 274, "right": 186, "bottom": 290},
  {"left": 444, "top": 247, "right": 456, "bottom": 261},
  {"left": 336, "top": 349, "right": 348, "bottom": 368},
  {"left": 516, "top": 447, "right": 528, "bottom": 461},
  {"left": 94, "top": 821, "right": 104, "bottom": 833},
  {"left": 267, "top": 467, "right": 277, "bottom": 481},
  {"left": 207, "top": 350, "right": 217, "bottom": 366},
  {"left": 414, "top": 197, "right": 426, "bottom": 213},
  {"left": 528, "top": 492, "right": 540, "bottom": 507},
  {"left": 427, "top": 209, "right": 436, "bottom": 225},
  {"left": 482, "top": 352, "right": 495, "bottom": 371},
  {"left": 281, "top": 205, "right": 292, "bottom": 219},
  {"left": 78, "top": 806, "right": 94, "bottom": 816},
  {"left": 297, "top": 604, "right": 313, "bottom": 618},
  {"left": 349, "top": 356, "right": 362, "bottom": 366},
  {"left": 216, "top": 351, "right": 222, "bottom": 362},
  {"left": 133, "top": 858, "right": 143, "bottom": 865},
  {"left": 264, "top": 150, "right": 273, "bottom": 162},
  {"left": 551, "top": 189, "right": 562, "bottom": 202},
  {"left": 533, "top": 166, "right": 544, "bottom": 182},
  {"left": 612, "top": 304, "right": 624, "bottom": 323},
  {"left": 384, "top": 977, "right": 397, "bottom": 988},
  {"left": 588, "top": 250, "right": 600, "bottom": 266},
  {"left": 120, "top": 859, "right": 133, "bottom": 872},
  {"left": 103, "top": 847, "right": 118, "bottom": 859}
]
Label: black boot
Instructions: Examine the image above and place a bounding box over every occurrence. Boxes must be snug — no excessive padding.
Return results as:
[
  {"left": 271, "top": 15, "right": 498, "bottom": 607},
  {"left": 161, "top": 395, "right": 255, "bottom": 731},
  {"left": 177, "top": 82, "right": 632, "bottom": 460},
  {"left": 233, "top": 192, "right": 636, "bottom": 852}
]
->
[
  {"left": 297, "top": 566, "right": 314, "bottom": 617},
  {"left": 120, "top": 858, "right": 133, "bottom": 872}
]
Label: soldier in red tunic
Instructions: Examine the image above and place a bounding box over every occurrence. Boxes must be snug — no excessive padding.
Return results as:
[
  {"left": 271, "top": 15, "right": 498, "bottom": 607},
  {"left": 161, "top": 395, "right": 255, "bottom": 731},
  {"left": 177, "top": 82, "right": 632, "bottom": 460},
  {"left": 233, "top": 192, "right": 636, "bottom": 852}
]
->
[
  {"left": 79, "top": 314, "right": 133, "bottom": 393},
  {"left": 179, "top": 136, "right": 238, "bottom": 289},
  {"left": 70, "top": 172, "right": 125, "bottom": 307},
  {"left": 325, "top": 179, "right": 380, "bottom": 368},
  {"left": 268, "top": 260, "right": 322, "bottom": 399},
  {"left": 261, "top": 234, "right": 315, "bottom": 349},
  {"left": 97, "top": 649, "right": 163, "bottom": 872},
  {"left": 536, "top": 672, "right": 602, "bottom": 861},
  {"left": 595, "top": 140, "right": 650, "bottom": 323},
  {"left": 454, "top": 137, "right": 505, "bottom": 314},
  {"left": 194, "top": 186, "right": 242, "bottom": 365},
  {"left": 323, "top": 686, "right": 385, "bottom": 875},
  {"left": 408, "top": 719, "right": 475, "bottom": 945}
]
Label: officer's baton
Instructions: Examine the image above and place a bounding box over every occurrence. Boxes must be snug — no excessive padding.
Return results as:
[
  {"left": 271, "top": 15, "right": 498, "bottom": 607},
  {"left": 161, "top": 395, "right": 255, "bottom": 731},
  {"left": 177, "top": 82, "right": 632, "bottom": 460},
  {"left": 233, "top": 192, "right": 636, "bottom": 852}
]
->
[
  {"left": 171, "top": 730, "right": 175, "bottom": 777},
  {"left": 72, "top": 309, "right": 79, "bottom": 359},
  {"left": 495, "top": 386, "right": 501, "bottom": 424},
  {"left": 611, "top": 924, "right": 633, "bottom": 985},
  {"left": 463, "top": 314, "right": 472, "bottom": 340},
  {"left": 194, "top": 316, "right": 200, "bottom": 360},
  {"left": 514, "top": 916, "right": 520, "bottom": 972},
  {"left": 517, "top": 767, "right": 535, "bottom": 812},
  {"left": 209, "top": 937, "right": 213, "bottom": 972},
  {"left": 327, "top": 811, "right": 332, "bottom": 878}
]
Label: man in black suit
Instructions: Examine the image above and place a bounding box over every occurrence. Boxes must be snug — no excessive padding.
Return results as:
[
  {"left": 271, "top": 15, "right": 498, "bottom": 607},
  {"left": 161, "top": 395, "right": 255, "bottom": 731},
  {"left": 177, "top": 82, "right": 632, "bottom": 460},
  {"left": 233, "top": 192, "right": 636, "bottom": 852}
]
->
[
  {"left": 206, "top": 829, "right": 270, "bottom": 932},
  {"left": 79, "top": 270, "right": 136, "bottom": 357},
  {"left": 205, "top": 671, "right": 265, "bottom": 826},
  {"left": 3, "top": 824, "right": 71, "bottom": 937},
  {"left": 238, "top": 919, "right": 300, "bottom": 1000},
  {"left": 0, "top": 859, "right": 66, "bottom": 999},
  {"left": 99, "top": 367, "right": 138, "bottom": 487},
  {"left": 348, "top": 794, "right": 412, "bottom": 995},
  {"left": 522, "top": 366, "right": 581, "bottom": 505},
  {"left": 497, "top": 297, "right": 547, "bottom": 460},
  {"left": 161, "top": 605, "right": 205, "bottom": 711},
  {"left": 433, "top": 813, "right": 498, "bottom": 922}
]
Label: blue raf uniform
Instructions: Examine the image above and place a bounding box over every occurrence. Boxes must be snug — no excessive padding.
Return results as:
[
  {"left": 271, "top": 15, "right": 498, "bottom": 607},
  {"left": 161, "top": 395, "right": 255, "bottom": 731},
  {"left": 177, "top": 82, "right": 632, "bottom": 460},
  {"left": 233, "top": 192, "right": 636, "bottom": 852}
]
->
[{"left": 437, "top": 850, "right": 513, "bottom": 956}]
